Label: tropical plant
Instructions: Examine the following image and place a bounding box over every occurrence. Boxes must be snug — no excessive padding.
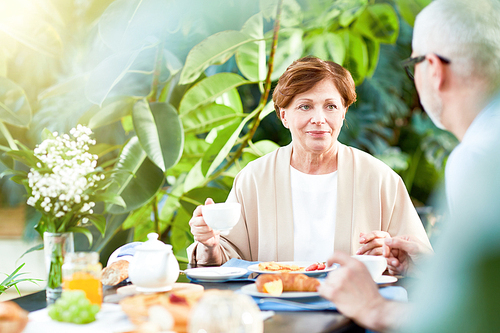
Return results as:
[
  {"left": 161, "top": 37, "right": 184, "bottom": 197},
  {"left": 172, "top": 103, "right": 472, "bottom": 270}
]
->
[{"left": 0, "top": 0, "right": 450, "bottom": 261}]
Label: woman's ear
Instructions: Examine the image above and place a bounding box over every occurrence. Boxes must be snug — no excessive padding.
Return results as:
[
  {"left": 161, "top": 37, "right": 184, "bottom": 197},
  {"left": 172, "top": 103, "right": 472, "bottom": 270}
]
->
[{"left": 280, "top": 109, "right": 288, "bottom": 128}]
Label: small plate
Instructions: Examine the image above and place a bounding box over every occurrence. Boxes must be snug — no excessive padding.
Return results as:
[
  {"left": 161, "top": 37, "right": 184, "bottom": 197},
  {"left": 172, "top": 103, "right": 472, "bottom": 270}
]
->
[
  {"left": 184, "top": 267, "right": 248, "bottom": 282},
  {"left": 375, "top": 275, "right": 398, "bottom": 284},
  {"left": 240, "top": 283, "right": 320, "bottom": 299},
  {"left": 247, "top": 261, "right": 337, "bottom": 277}
]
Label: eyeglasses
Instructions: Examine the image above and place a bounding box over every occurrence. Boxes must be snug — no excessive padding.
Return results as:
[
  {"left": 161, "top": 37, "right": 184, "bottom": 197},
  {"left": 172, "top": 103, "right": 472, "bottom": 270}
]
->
[{"left": 401, "top": 54, "right": 451, "bottom": 80}]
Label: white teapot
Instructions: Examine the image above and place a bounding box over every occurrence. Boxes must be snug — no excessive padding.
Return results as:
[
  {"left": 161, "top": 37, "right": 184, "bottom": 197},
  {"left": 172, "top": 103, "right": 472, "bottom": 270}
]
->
[{"left": 129, "top": 233, "right": 179, "bottom": 292}]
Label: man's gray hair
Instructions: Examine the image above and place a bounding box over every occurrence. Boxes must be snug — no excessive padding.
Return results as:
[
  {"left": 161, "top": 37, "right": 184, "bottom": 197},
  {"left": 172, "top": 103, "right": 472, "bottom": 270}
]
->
[{"left": 413, "top": 0, "right": 500, "bottom": 85}]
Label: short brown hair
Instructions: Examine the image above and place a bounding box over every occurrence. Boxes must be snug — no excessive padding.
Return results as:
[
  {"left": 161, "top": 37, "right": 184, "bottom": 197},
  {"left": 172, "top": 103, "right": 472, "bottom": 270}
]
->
[{"left": 272, "top": 56, "right": 357, "bottom": 117}]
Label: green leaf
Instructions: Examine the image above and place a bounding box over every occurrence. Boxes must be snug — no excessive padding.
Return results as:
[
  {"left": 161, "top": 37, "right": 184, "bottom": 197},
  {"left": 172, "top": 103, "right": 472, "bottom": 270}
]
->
[
  {"left": 132, "top": 100, "right": 184, "bottom": 172},
  {"left": 0, "top": 77, "right": 32, "bottom": 128},
  {"left": 325, "top": 32, "right": 346, "bottom": 65},
  {"left": 236, "top": 13, "right": 267, "bottom": 83},
  {"left": 179, "top": 31, "right": 252, "bottom": 84},
  {"left": 67, "top": 226, "right": 94, "bottom": 246},
  {"left": 270, "top": 29, "right": 304, "bottom": 81},
  {"left": 18, "top": 243, "right": 44, "bottom": 260},
  {"left": 339, "top": 30, "right": 368, "bottom": 85},
  {"left": 183, "top": 103, "right": 240, "bottom": 135},
  {"left": 180, "top": 187, "right": 230, "bottom": 215},
  {"left": 98, "top": 0, "right": 169, "bottom": 51},
  {"left": 0, "top": 18, "right": 62, "bottom": 58},
  {"left": 93, "top": 193, "right": 126, "bottom": 207},
  {"left": 5, "top": 150, "right": 39, "bottom": 169},
  {"left": 395, "top": 0, "right": 432, "bottom": 27},
  {"left": 201, "top": 119, "right": 244, "bottom": 177},
  {"left": 106, "top": 136, "right": 165, "bottom": 214},
  {"left": 364, "top": 37, "right": 380, "bottom": 78},
  {"left": 80, "top": 96, "right": 137, "bottom": 130},
  {"left": 179, "top": 73, "right": 249, "bottom": 116},
  {"left": 260, "top": 0, "right": 303, "bottom": 27},
  {"left": 353, "top": 4, "right": 399, "bottom": 44},
  {"left": 259, "top": 101, "right": 276, "bottom": 121},
  {"left": 215, "top": 88, "right": 243, "bottom": 114},
  {"left": 339, "top": 1, "right": 367, "bottom": 27}
]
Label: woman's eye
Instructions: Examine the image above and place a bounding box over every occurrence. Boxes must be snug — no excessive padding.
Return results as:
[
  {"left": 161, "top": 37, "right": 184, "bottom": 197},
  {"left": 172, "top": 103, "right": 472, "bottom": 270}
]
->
[
  {"left": 326, "top": 104, "right": 337, "bottom": 110},
  {"left": 298, "top": 104, "right": 310, "bottom": 111}
]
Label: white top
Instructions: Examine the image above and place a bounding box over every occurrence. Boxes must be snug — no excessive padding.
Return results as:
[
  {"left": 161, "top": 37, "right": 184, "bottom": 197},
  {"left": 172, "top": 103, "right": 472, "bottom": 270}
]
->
[{"left": 290, "top": 166, "right": 337, "bottom": 262}]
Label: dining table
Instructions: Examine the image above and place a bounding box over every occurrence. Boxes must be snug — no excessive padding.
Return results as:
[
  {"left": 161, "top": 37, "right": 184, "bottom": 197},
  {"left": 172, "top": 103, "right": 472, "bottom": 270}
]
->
[{"left": 9, "top": 261, "right": 410, "bottom": 333}]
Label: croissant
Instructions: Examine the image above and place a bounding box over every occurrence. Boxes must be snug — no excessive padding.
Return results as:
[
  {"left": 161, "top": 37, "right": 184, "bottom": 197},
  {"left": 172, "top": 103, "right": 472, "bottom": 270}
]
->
[
  {"left": 256, "top": 273, "right": 320, "bottom": 296},
  {"left": 101, "top": 260, "right": 129, "bottom": 286}
]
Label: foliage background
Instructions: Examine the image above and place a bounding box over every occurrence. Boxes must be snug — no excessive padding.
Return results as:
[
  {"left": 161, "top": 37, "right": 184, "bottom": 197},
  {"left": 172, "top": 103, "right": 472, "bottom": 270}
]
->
[{"left": 0, "top": 0, "right": 456, "bottom": 264}]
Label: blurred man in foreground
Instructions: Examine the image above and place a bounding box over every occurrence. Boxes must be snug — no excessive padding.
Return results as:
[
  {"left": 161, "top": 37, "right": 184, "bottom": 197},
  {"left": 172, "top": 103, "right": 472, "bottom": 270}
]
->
[{"left": 319, "top": 0, "right": 500, "bottom": 331}]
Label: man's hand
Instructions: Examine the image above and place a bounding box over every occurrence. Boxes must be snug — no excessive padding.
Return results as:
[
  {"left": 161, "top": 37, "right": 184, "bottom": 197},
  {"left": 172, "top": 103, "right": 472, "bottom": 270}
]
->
[
  {"left": 383, "top": 236, "right": 432, "bottom": 276},
  {"left": 318, "top": 252, "right": 388, "bottom": 329},
  {"left": 356, "top": 231, "right": 391, "bottom": 256}
]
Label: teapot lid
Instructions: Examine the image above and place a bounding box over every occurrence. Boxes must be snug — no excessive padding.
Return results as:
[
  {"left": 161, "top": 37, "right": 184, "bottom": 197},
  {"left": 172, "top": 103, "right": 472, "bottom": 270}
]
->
[{"left": 137, "top": 233, "right": 170, "bottom": 251}]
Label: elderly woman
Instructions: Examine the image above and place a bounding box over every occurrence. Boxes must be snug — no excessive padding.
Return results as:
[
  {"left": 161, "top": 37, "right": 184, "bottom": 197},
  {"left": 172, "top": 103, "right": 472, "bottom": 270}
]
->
[{"left": 188, "top": 56, "right": 432, "bottom": 267}]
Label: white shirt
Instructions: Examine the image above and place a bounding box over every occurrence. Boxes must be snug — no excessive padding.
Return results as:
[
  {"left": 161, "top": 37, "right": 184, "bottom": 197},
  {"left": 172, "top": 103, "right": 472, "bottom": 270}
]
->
[{"left": 290, "top": 166, "right": 337, "bottom": 262}]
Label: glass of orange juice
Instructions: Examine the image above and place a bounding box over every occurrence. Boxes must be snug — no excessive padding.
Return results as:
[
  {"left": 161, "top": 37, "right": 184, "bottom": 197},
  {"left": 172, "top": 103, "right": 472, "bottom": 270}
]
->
[{"left": 62, "top": 252, "right": 102, "bottom": 306}]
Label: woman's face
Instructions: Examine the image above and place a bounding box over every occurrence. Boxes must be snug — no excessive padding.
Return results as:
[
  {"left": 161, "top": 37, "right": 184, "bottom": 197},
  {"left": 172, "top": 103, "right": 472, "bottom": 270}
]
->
[{"left": 280, "top": 79, "right": 346, "bottom": 155}]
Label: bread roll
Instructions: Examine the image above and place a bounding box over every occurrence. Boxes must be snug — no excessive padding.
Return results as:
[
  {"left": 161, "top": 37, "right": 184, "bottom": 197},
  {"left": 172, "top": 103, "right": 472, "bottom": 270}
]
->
[
  {"left": 102, "top": 260, "right": 129, "bottom": 286},
  {"left": 256, "top": 273, "right": 320, "bottom": 295},
  {"left": 255, "top": 274, "right": 283, "bottom": 296},
  {"left": 0, "top": 301, "right": 29, "bottom": 333}
]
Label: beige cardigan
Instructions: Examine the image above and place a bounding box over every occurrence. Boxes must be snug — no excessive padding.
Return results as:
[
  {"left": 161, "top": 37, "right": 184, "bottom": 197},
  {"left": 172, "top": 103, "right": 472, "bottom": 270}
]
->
[{"left": 190, "top": 143, "right": 432, "bottom": 264}]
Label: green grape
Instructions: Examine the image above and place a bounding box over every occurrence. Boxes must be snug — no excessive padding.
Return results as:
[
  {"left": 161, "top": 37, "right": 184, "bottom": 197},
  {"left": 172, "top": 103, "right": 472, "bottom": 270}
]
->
[{"left": 48, "top": 290, "right": 100, "bottom": 324}]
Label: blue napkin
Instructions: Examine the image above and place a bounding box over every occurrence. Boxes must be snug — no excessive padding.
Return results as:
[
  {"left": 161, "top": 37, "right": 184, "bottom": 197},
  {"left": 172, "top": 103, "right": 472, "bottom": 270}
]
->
[
  {"left": 187, "top": 258, "right": 260, "bottom": 283},
  {"left": 250, "top": 285, "right": 408, "bottom": 312}
]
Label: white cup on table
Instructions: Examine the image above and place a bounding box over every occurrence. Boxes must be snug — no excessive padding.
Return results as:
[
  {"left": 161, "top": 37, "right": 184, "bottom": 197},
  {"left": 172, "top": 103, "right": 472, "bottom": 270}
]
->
[
  {"left": 351, "top": 255, "right": 387, "bottom": 281},
  {"left": 201, "top": 202, "right": 241, "bottom": 235}
]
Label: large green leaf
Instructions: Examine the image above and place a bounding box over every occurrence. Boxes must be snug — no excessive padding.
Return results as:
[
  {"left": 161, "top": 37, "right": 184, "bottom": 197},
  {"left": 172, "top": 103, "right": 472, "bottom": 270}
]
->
[
  {"left": 179, "top": 31, "right": 252, "bottom": 85},
  {"left": 339, "top": 1, "right": 367, "bottom": 27},
  {"left": 353, "top": 4, "right": 399, "bottom": 44},
  {"left": 132, "top": 100, "right": 184, "bottom": 172},
  {"left": 179, "top": 187, "right": 230, "bottom": 216},
  {"left": 0, "top": 17, "right": 62, "bottom": 58},
  {"left": 236, "top": 14, "right": 266, "bottom": 83},
  {"left": 98, "top": 0, "right": 170, "bottom": 51},
  {"left": 325, "top": 32, "right": 346, "bottom": 65},
  {"left": 339, "top": 30, "right": 368, "bottom": 85},
  {"left": 201, "top": 119, "right": 246, "bottom": 177},
  {"left": 106, "top": 136, "right": 165, "bottom": 214},
  {"left": 183, "top": 103, "right": 240, "bottom": 135},
  {"left": 178, "top": 73, "right": 249, "bottom": 116},
  {"left": 270, "top": 29, "right": 304, "bottom": 81},
  {"left": 85, "top": 44, "right": 156, "bottom": 106},
  {"left": 80, "top": 96, "right": 137, "bottom": 129},
  {"left": 0, "top": 77, "right": 31, "bottom": 128}
]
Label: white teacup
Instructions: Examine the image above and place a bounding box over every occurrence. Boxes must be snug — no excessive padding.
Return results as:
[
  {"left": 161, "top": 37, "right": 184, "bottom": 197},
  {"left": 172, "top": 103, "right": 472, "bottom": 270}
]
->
[
  {"left": 201, "top": 203, "right": 241, "bottom": 233},
  {"left": 352, "top": 255, "right": 387, "bottom": 281}
]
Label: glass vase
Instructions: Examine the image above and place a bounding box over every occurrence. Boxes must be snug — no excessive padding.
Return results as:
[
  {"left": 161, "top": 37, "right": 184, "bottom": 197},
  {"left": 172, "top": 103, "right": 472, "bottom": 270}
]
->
[{"left": 44, "top": 232, "right": 74, "bottom": 304}]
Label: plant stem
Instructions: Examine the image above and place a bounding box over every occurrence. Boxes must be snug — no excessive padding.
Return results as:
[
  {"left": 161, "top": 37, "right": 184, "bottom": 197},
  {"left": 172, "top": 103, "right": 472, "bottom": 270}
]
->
[
  {"left": 200, "top": 0, "right": 284, "bottom": 186},
  {"left": 0, "top": 121, "right": 18, "bottom": 150},
  {"left": 152, "top": 195, "right": 160, "bottom": 235}
]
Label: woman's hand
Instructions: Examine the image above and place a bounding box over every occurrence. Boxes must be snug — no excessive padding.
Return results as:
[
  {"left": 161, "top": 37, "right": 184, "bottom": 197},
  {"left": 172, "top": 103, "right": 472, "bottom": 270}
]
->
[
  {"left": 189, "top": 198, "right": 220, "bottom": 249},
  {"left": 356, "top": 231, "right": 391, "bottom": 256},
  {"left": 383, "top": 236, "right": 432, "bottom": 276}
]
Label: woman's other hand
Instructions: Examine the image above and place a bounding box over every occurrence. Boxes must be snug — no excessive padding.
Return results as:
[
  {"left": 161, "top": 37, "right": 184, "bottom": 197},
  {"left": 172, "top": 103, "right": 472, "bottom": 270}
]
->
[
  {"left": 356, "top": 231, "right": 391, "bottom": 256},
  {"left": 189, "top": 198, "right": 220, "bottom": 248}
]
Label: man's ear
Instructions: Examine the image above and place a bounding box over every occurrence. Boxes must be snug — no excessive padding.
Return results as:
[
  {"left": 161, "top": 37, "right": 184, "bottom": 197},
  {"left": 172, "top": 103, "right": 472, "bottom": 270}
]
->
[{"left": 426, "top": 54, "right": 447, "bottom": 91}]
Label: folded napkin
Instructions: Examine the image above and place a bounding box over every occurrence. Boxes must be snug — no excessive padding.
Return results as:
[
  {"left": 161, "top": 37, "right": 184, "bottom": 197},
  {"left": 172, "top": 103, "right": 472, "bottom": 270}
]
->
[
  {"left": 187, "top": 258, "right": 260, "bottom": 283},
  {"left": 251, "top": 286, "right": 408, "bottom": 312}
]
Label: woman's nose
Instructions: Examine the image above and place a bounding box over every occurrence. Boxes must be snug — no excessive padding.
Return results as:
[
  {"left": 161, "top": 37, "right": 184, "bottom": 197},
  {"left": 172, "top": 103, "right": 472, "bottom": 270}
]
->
[{"left": 310, "top": 109, "right": 325, "bottom": 124}]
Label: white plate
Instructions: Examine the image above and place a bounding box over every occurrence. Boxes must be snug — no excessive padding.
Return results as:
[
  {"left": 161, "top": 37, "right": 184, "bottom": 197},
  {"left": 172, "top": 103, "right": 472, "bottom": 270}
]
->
[
  {"left": 247, "top": 261, "right": 337, "bottom": 277},
  {"left": 375, "top": 275, "right": 398, "bottom": 284},
  {"left": 184, "top": 267, "right": 248, "bottom": 281},
  {"left": 240, "top": 283, "right": 320, "bottom": 299}
]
